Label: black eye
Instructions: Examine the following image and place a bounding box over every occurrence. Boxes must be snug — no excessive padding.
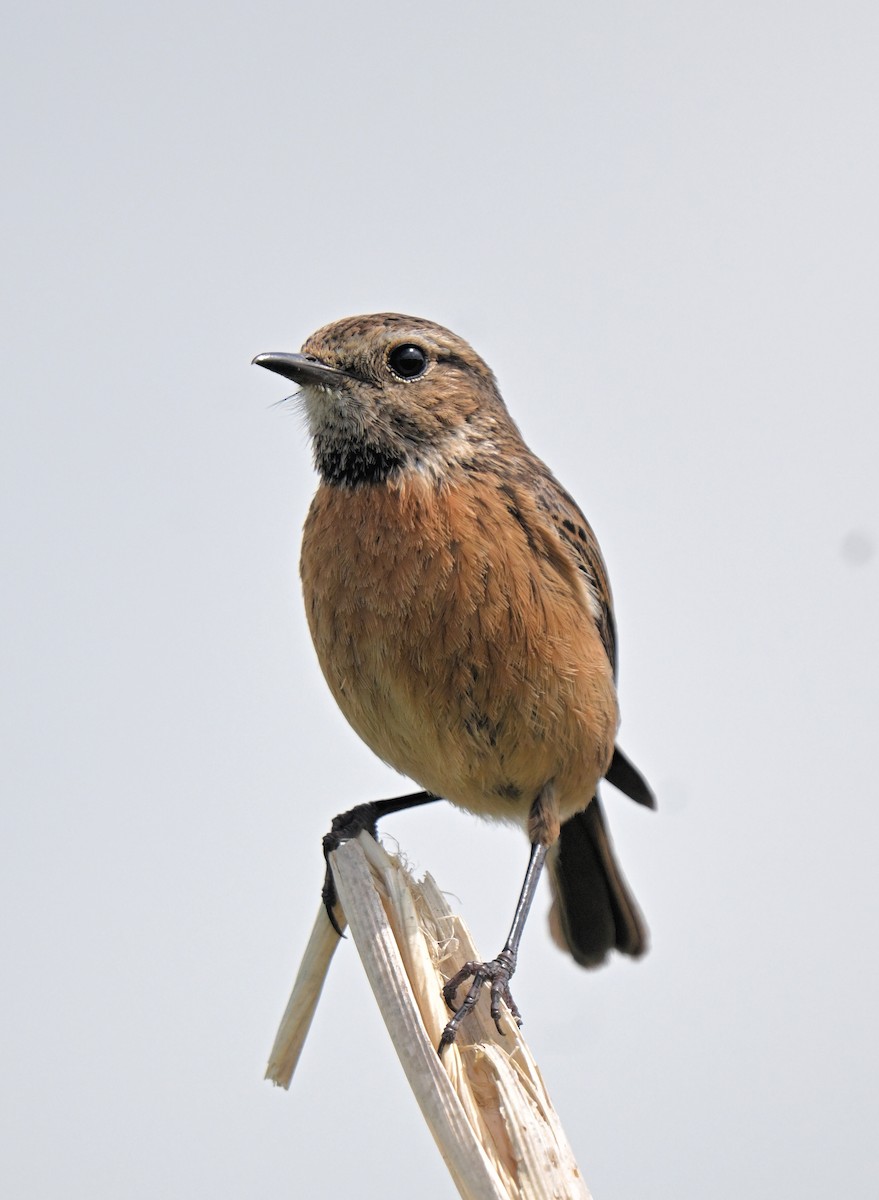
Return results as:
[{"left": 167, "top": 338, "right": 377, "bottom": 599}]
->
[{"left": 388, "top": 343, "right": 428, "bottom": 379}]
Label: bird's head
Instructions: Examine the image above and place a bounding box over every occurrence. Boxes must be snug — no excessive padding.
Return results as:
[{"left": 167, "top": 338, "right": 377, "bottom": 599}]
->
[{"left": 254, "top": 313, "right": 518, "bottom": 486}]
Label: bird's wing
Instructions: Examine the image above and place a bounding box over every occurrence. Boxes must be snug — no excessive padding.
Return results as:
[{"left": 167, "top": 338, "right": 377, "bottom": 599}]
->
[
  {"left": 529, "top": 468, "right": 658, "bottom": 809},
  {"left": 605, "top": 745, "right": 656, "bottom": 808},
  {"left": 528, "top": 466, "right": 618, "bottom": 677}
]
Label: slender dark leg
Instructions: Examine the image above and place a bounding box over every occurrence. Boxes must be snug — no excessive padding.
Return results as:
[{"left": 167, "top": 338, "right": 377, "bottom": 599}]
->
[
  {"left": 322, "top": 791, "right": 441, "bottom": 933},
  {"left": 439, "top": 840, "right": 549, "bottom": 1054}
]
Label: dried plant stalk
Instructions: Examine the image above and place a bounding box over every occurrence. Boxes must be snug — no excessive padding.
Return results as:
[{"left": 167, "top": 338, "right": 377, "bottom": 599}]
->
[
  {"left": 265, "top": 898, "right": 345, "bottom": 1088},
  {"left": 267, "top": 833, "right": 591, "bottom": 1200}
]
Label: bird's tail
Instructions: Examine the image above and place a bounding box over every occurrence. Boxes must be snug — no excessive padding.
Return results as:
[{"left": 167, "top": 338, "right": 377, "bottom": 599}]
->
[{"left": 548, "top": 796, "right": 648, "bottom": 966}]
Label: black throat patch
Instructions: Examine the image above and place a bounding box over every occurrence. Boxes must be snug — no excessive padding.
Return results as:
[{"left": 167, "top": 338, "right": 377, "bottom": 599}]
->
[{"left": 313, "top": 435, "right": 407, "bottom": 487}]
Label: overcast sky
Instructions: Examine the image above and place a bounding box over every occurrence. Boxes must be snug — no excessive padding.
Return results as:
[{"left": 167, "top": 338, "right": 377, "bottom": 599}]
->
[{"left": 2, "top": 3, "right": 877, "bottom": 1198}]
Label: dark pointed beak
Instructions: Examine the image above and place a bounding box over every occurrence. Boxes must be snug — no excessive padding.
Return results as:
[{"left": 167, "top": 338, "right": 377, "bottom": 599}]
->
[{"left": 252, "top": 352, "right": 352, "bottom": 387}]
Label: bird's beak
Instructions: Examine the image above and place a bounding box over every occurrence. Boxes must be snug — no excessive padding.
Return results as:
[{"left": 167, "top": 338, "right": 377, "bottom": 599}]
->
[{"left": 252, "top": 352, "right": 352, "bottom": 387}]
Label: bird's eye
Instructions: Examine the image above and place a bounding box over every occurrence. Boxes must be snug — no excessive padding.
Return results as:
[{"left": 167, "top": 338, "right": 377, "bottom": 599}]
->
[{"left": 388, "top": 343, "right": 428, "bottom": 379}]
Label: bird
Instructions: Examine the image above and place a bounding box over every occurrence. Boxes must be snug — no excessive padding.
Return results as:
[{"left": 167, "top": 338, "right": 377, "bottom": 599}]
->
[{"left": 253, "top": 313, "right": 654, "bottom": 1052}]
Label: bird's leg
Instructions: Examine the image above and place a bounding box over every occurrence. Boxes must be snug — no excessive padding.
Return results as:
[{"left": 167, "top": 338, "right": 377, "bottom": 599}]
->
[
  {"left": 321, "top": 790, "right": 440, "bottom": 934},
  {"left": 439, "top": 786, "right": 558, "bottom": 1054},
  {"left": 439, "top": 838, "right": 549, "bottom": 1054}
]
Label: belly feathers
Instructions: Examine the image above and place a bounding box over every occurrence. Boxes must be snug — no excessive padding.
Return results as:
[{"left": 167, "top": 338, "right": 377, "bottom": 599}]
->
[{"left": 300, "top": 477, "right": 617, "bottom": 818}]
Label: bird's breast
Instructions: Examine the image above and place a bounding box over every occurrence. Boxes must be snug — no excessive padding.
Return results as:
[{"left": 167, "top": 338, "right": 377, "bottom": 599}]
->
[{"left": 300, "top": 473, "right": 618, "bottom": 822}]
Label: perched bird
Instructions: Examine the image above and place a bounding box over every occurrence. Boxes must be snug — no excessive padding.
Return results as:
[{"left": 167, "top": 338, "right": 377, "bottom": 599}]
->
[{"left": 254, "top": 314, "right": 654, "bottom": 1051}]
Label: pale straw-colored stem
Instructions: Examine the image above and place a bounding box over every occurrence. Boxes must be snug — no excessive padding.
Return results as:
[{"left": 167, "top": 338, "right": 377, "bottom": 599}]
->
[
  {"left": 265, "top": 903, "right": 345, "bottom": 1088},
  {"left": 266, "top": 833, "right": 591, "bottom": 1200}
]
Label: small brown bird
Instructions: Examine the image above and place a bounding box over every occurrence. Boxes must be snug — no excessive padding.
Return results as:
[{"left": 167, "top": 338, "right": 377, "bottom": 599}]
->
[{"left": 254, "top": 314, "right": 654, "bottom": 1051}]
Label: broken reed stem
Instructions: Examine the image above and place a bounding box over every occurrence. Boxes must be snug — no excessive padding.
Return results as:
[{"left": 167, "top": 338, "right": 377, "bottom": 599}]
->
[
  {"left": 264, "top": 899, "right": 344, "bottom": 1088},
  {"left": 266, "top": 833, "right": 591, "bottom": 1200}
]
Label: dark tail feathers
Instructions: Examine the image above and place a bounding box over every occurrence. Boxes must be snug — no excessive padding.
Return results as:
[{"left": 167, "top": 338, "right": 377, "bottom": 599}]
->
[{"left": 548, "top": 795, "right": 648, "bottom": 967}]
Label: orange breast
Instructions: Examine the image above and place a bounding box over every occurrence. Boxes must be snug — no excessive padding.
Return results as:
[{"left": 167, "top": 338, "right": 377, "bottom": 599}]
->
[{"left": 300, "top": 473, "right": 618, "bottom": 825}]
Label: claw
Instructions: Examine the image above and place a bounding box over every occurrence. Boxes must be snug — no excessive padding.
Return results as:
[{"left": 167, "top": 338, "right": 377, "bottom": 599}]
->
[
  {"left": 321, "top": 867, "right": 346, "bottom": 937},
  {"left": 437, "top": 949, "right": 520, "bottom": 1053}
]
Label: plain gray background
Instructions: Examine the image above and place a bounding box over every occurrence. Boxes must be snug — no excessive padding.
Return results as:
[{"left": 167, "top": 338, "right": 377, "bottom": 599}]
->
[{"left": 2, "top": 2, "right": 877, "bottom": 1197}]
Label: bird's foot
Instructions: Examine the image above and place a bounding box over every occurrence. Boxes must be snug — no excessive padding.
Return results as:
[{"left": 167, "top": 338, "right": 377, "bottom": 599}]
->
[
  {"left": 438, "top": 948, "right": 522, "bottom": 1054},
  {"left": 321, "top": 802, "right": 381, "bottom": 935}
]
